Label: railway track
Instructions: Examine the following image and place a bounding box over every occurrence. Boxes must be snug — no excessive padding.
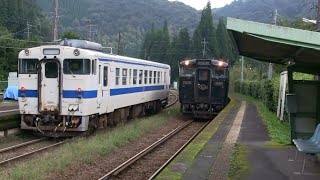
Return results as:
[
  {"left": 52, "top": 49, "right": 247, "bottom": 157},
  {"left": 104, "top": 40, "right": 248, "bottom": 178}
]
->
[
  {"left": 0, "top": 138, "right": 69, "bottom": 166},
  {"left": 166, "top": 90, "right": 178, "bottom": 108},
  {"left": 98, "top": 120, "right": 209, "bottom": 180}
]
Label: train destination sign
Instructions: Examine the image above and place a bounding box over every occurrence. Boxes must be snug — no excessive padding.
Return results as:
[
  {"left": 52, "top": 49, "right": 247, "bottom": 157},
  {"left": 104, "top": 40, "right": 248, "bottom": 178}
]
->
[{"left": 197, "top": 60, "right": 211, "bottom": 66}]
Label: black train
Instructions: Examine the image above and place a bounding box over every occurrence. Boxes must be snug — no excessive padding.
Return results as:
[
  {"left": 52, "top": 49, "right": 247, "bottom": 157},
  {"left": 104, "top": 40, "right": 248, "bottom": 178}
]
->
[{"left": 178, "top": 59, "right": 229, "bottom": 119}]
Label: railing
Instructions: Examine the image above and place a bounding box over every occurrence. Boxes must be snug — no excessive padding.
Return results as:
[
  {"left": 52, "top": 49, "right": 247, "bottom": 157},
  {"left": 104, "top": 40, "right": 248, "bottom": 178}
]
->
[{"left": 0, "top": 81, "right": 8, "bottom": 93}]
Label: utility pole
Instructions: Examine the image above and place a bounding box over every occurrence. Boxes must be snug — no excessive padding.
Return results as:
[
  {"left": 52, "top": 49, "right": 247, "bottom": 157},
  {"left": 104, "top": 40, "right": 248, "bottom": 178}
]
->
[
  {"left": 268, "top": 9, "right": 279, "bottom": 80},
  {"left": 117, "top": 32, "right": 121, "bottom": 55},
  {"left": 26, "top": 21, "right": 31, "bottom": 40},
  {"left": 87, "top": 19, "right": 96, "bottom": 41},
  {"left": 273, "top": 9, "right": 279, "bottom": 25},
  {"left": 144, "top": 49, "right": 147, "bottom": 60},
  {"left": 317, "top": 0, "right": 320, "bottom": 31},
  {"left": 53, "top": 0, "right": 59, "bottom": 41},
  {"left": 201, "top": 39, "right": 208, "bottom": 58},
  {"left": 241, "top": 56, "right": 244, "bottom": 82}
]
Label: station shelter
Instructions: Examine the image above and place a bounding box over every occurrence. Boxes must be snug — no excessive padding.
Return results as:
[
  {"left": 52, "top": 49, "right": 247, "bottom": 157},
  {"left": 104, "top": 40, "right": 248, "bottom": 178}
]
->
[{"left": 227, "top": 17, "right": 320, "bottom": 142}]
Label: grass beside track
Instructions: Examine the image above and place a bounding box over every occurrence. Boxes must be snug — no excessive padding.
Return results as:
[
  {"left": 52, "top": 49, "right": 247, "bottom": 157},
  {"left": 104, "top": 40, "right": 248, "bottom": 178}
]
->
[
  {"left": 0, "top": 105, "right": 180, "bottom": 180},
  {"left": 236, "top": 93, "right": 291, "bottom": 145},
  {"left": 228, "top": 143, "right": 250, "bottom": 180}
]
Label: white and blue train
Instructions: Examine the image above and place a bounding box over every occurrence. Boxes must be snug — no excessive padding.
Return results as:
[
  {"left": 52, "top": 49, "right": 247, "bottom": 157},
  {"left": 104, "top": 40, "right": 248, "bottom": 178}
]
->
[{"left": 18, "top": 39, "right": 170, "bottom": 136}]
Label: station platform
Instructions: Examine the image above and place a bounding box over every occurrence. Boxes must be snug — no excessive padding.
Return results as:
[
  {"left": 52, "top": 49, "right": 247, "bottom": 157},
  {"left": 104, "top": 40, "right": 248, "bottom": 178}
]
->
[{"left": 157, "top": 97, "right": 320, "bottom": 180}]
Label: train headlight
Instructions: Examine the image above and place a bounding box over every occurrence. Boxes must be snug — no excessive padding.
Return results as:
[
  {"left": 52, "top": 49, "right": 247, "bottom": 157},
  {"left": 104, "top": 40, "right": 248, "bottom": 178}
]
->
[
  {"left": 74, "top": 49, "right": 80, "bottom": 56},
  {"left": 24, "top": 49, "right": 30, "bottom": 56},
  {"left": 185, "top": 61, "right": 190, "bottom": 66},
  {"left": 218, "top": 61, "right": 223, "bottom": 66}
]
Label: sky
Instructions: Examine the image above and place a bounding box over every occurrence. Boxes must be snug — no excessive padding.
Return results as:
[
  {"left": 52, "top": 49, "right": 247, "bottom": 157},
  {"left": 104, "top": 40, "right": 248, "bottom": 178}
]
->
[{"left": 169, "top": 0, "right": 235, "bottom": 9}]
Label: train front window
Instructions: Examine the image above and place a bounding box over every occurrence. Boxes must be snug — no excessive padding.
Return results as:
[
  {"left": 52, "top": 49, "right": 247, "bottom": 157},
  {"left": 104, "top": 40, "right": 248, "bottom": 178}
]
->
[
  {"left": 213, "top": 68, "right": 227, "bottom": 78},
  {"left": 198, "top": 70, "right": 209, "bottom": 81},
  {"left": 180, "top": 67, "right": 195, "bottom": 77},
  {"left": 19, "top": 59, "right": 38, "bottom": 74},
  {"left": 63, "top": 59, "right": 90, "bottom": 75}
]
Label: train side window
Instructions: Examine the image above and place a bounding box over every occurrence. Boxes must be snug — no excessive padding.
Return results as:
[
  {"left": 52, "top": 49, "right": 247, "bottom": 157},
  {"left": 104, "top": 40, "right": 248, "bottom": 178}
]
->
[
  {"left": 153, "top": 71, "right": 157, "bottom": 84},
  {"left": 149, "top": 71, "right": 152, "bottom": 84},
  {"left": 139, "top": 70, "right": 143, "bottom": 84},
  {"left": 19, "top": 59, "right": 38, "bottom": 74},
  {"left": 133, "top": 69, "right": 137, "bottom": 85},
  {"left": 157, "top": 71, "right": 160, "bottom": 84},
  {"left": 99, "top": 65, "right": 101, "bottom": 84},
  {"left": 103, "top": 66, "right": 108, "bottom": 86},
  {"left": 116, "top": 68, "right": 120, "bottom": 85},
  {"left": 144, "top": 70, "right": 148, "bottom": 84},
  {"left": 122, "top": 69, "right": 127, "bottom": 85},
  {"left": 129, "top": 69, "right": 132, "bottom": 85},
  {"left": 164, "top": 72, "right": 167, "bottom": 83},
  {"left": 91, "top": 60, "right": 96, "bottom": 75},
  {"left": 160, "top": 72, "right": 163, "bottom": 83}
]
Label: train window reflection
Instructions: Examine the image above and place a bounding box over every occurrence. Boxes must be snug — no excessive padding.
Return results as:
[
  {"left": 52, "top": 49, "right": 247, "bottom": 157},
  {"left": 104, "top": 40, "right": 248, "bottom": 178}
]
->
[
  {"left": 213, "top": 68, "right": 227, "bottom": 78},
  {"left": 45, "top": 62, "right": 58, "bottom": 78},
  {"left": 180, "top": 67, "right": 194, "bottom": 76},
  {"left": 63, "top": 59, "right": 90, "bottom": 75},
  {"left": 198, "top": 70, "right": 209, "bottom": 81},
  {"left": 19, "top": 59, "right": 38, "bottom": 74}
]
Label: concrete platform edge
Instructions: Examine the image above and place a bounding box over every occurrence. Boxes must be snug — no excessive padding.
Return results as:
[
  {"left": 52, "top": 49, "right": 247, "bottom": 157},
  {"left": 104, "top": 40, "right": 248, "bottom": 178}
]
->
[{"left": 156, "top": 97, "right": 241, "bottom": 179}]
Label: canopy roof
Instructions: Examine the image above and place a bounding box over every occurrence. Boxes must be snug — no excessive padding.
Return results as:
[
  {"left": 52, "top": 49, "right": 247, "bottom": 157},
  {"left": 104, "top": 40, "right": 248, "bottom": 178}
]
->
[{"left": 227, "top": 17, "right": 320, "bottom": 72}]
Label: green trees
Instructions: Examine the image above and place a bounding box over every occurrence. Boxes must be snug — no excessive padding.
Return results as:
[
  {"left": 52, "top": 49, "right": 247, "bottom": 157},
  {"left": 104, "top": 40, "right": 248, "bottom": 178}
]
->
[
  {"left": 0, "top": 0, "right": 50, "bottom": 80},
  {"left": 140, "top": 2, "right": 236, "bottom": 82},
  {"left": 192, "top": 2, "right": 218, "bottom": 59}
]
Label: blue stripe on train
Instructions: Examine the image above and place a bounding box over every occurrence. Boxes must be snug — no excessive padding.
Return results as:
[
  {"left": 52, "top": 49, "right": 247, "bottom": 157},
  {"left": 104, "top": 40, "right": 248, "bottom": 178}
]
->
[
  {"left": 63, "top": 90, "right": 98, "bottom": 99},
  {"left": 18, "top": 85, "right": 166, "bottom": 98},
  {"left": 110, "top": 85, "right": 164, "bottom": 96},
  {"left": 18, "top": 90, "right": 38, "bottom": 98}
]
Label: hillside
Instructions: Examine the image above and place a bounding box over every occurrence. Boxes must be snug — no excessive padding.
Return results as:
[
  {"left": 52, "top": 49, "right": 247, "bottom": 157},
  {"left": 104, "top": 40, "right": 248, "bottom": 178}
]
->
[
  {"left": 215, "top": 0, "right": 316, "bottom": 24},
  {"left": 36, "top": 0, "right": 201, "bottom": 56}
]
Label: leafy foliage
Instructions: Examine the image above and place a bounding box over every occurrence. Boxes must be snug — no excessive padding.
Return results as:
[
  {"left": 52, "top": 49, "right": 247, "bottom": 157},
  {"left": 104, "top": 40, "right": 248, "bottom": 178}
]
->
[
  {"left": 140, "top": 2, "right": 237, "bottom": 82},
  {"left": 36, "top": 0, "right": 201, "bottom": 57},
  {"left": 0, "top": 0, "right": 50, "bottom": 80},
  {"left": 215, "top": 0, "right": 316, "bottom": 24}
]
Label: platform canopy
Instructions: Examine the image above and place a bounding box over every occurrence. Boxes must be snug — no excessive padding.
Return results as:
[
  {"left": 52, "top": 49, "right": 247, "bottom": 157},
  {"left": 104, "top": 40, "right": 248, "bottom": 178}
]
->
[{"left": 227, "top": 17, "right": 320, "bottom": 72}]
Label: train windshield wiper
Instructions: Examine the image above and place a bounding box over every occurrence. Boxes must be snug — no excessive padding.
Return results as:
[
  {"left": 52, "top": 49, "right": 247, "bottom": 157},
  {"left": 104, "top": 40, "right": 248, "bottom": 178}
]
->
[
  {"left": 66, "top": 63, "right": 76, "bottom": 77},
  {"left": 212, "top": 70, "right": 219, "bottom": 80}
]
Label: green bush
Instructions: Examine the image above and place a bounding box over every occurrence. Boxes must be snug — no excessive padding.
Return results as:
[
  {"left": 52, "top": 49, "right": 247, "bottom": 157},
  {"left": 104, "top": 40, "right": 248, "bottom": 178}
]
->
[{"left": 234, "top": 79, "right": 276, "bottom": 113}]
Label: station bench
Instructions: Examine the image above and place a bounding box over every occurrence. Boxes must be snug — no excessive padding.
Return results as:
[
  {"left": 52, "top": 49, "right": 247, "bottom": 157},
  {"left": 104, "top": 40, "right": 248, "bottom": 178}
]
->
[{"left": 292, "top": 123, "right": 320, "bottom": 174}]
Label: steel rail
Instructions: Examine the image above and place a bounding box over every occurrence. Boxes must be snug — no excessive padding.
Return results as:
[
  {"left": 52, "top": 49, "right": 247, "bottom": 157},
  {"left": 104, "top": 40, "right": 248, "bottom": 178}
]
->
[
  {"left": 98, "top": 120, "right": 193, "bottom": 180},
  {"left": 0, "top": 137, "right": 47, "bottom": 153},
  {"left": 148, "top": 121, "right": 211, "bottom": 180},
  {"left": 166, "top": 91, "right": 178, "bottom": 108},
  {"left": 0, "top": 139, "right": 70, "bottom": 166}
]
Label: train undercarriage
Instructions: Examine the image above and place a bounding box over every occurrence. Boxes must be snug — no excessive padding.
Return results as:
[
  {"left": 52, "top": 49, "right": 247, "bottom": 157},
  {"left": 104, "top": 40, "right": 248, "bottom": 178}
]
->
[{"left": 21, "top": 99, "right": 168, "bottom": 137}]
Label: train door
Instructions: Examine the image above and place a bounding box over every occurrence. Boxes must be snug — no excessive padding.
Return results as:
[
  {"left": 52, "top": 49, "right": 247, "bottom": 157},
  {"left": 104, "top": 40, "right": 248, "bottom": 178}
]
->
[
  {"left": 195, "top": 68, "right": 212, "bottom": 102},
  {"left": 39, "top": 59, "right": 61, "bottom": 113},
  {"left": 98, "top": 64, "right": 110, "bottom": 112}
]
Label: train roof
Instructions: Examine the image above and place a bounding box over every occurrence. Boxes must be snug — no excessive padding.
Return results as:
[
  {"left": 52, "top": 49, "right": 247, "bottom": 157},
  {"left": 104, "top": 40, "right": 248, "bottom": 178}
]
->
[
  {"left": 19, "top": 39, "right": 170, "bottom": 69},
  {"left": 180, "top": 59, "right": 228, "bottom": 68}
]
